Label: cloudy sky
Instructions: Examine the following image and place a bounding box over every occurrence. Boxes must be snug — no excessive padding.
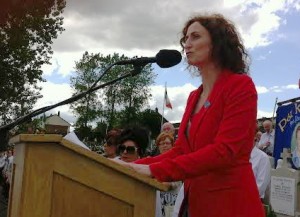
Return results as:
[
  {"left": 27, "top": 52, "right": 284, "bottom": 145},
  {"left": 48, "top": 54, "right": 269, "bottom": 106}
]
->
[{"left": 39, "top": 0, "right": 300, "bottom": 125}]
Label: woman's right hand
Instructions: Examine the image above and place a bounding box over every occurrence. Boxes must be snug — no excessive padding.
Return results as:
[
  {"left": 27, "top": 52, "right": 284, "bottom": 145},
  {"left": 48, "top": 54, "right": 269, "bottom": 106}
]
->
[{"left": 108, "top": 157, "right": 129, "bottom": 166}]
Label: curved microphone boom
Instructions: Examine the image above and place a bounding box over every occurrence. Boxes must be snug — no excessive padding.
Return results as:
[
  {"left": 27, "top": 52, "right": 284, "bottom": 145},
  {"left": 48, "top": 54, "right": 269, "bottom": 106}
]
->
[{"left": 115, "top": 49, "right": 182, "bottom": 68}]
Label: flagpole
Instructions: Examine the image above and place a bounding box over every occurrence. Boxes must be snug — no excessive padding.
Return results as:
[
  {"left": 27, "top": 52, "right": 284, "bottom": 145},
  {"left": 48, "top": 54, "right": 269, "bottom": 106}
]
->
[
  {"left": 161, "top": 82, "right": 166, "bottom": 128},
  {"left": 272, "top": 97, "right": 278, "bottom": 124}
]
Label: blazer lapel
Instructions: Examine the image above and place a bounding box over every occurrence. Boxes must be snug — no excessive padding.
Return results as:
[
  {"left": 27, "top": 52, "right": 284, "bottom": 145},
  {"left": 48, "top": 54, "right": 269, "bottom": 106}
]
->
[
  {"left": 177, "top": 88, "right": 201, "bottom": 152},
  {"left": 188, "top": 70, "right": 232, "bottom": 150}
]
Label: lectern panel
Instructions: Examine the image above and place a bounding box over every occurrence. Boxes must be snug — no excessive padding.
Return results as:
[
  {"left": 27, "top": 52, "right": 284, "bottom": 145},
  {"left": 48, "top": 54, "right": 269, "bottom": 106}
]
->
[{"left": 51, "top": 173, "right": 134, "bottom": 217}]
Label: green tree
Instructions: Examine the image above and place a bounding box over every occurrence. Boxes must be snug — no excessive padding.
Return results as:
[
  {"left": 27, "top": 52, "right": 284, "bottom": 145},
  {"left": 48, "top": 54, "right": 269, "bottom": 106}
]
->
[
  {"left": 0, "top": 0, "right": 65, "bottom": 151},
  {"left": 117, "top": 63, "right": 154, "bottom": 126},
  {"left": 99, "top": 54, "right": 156, "bottom": 128},
  {"left": 70, "top": 52, "right": 103, "bottom": 129},
  {"left": 0, "top": 0, "right": 65, "bottom": 125},
  {"left": 137, "top": 108, "right": 162, "bottom": 140},
  {"left": 70, "top": 52, "right": 156, "bottom": 139}
]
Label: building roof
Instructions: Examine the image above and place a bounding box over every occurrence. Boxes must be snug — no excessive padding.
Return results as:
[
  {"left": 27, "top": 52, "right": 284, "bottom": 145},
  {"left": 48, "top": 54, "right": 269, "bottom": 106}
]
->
[{"left": 45, "top": 114, "right": 71, "bottom": 127}]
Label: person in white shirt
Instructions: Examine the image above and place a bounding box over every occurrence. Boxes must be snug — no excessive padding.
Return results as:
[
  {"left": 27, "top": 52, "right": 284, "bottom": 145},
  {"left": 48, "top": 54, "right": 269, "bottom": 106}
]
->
[
  {"left": 250, "top": 146, "right": 271, "bottom": 200},
  {"left": 155, "top": 132, "right": 182, "bottom": 217},
  {"left": 258, "top": 120, "right": 275, "bottom": 156},
  {"left": 254, "top": 131, "right": 262, "bottom": 147},
  {"left": 172, "top": 184, "right": 184, "bottom": 217}
]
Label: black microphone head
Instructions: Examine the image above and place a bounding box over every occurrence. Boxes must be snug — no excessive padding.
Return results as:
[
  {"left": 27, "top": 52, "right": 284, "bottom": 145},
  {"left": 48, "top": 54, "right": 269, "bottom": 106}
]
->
[{"left": 155, "top": 49, "right": 182, "bottom": 68}]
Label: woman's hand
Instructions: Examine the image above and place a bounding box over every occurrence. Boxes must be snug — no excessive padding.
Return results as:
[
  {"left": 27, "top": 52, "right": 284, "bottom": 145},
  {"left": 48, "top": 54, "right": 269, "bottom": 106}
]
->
[
  {"left": 108, "top": 158, "right": 152, "bottom": 177},
  {"left": 127, "top": 163, "right": 152, "bottom": 177},
  {"left": 108, "top": 157, "right": 129, "bottom": 166}
]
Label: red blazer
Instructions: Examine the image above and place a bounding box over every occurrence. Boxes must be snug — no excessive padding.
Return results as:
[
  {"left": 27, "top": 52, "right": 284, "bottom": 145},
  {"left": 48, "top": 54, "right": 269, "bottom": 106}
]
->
[{"left": 136, "top": 70, "right": 265, "bottom": 217}]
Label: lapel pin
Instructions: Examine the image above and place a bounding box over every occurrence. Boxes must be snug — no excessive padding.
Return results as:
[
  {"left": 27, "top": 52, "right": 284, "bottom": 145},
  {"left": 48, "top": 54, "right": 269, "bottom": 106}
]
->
[{"left": 204, "top": 101, "right": 211, "bottom": 108}]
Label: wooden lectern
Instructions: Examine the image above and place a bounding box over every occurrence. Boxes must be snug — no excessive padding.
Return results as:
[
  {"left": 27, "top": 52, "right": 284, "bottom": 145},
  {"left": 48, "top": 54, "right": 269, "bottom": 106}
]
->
[{"left": 8, "top": 134, "right": 168, "bottom": 217}]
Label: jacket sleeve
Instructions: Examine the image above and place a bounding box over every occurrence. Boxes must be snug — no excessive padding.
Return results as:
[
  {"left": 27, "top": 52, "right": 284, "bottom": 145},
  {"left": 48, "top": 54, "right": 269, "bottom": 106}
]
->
[{"left": 150, "top": 76, "right": 257, "bottom": 182}]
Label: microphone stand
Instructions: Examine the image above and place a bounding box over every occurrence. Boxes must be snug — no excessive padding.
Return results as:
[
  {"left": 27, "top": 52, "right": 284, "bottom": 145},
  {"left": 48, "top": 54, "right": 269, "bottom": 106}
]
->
[{"left": 0, "top": 63, "right": 146, "bottom": 151}]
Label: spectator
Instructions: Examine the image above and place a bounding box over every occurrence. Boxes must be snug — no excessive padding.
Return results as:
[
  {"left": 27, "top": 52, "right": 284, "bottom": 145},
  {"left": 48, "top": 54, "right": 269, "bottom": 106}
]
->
[
  {"left": 103, "top": 129, "right": 121, "bottom": 159},
  {"left": 161, "top": 122, "right": 175, "bottom": 137},
  {"left": 250, "top": 146, "right": 271, "bottom": 201},
  {"left": 258, "top": 120, "right": 275, "bottom": 156},
  {"left": 151, "top": 123, "right": 176, "bottom": 156},
  {"left": 155, "top": 132, "right": 182, "bottom": 217},
  {"left": 118, "top": 127, "right": 148, "bottom": 162},
  {"left": 156, "top": 132, "right": 175, "bottom": 155},
  {"left": 255, "top": 131, "right": 262, "bottom": 147}
]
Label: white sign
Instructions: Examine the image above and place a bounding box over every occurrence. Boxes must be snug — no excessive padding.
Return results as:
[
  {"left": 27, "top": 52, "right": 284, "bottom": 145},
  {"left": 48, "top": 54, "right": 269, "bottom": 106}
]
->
[{"left": 270, "top": 176, "right": 295, "bottom": 216}]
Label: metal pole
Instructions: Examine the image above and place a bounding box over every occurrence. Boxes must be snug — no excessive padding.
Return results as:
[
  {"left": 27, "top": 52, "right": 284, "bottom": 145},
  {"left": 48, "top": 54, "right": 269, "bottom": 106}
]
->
[
  {"left": 272, "top": 97, "right": 278, "bottom": 124},
  {"left": 160, "top": 82, "right": 166, "bottom": 129}
]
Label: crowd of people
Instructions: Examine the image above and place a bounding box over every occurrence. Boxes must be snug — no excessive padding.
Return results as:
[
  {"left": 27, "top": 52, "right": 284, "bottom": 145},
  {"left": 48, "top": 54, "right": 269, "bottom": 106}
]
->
[{"left": 100, "top": 122, "right": 181, "bottom": 217}]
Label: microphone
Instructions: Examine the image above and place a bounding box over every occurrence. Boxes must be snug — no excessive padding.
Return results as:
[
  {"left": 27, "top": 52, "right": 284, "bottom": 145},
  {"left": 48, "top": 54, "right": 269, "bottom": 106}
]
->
[{"left": 115, "top": 49, "right": 182, "bottom": 68}]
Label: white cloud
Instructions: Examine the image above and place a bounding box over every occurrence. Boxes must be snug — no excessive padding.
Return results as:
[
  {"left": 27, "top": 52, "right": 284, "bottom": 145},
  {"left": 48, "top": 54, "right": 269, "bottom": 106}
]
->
[
  {"left": 284, "top": 84, "right": 298, "bottom": 89},
  {"left": 41, "top": 52, "right": 84, "bottom": 77},
  {"left": 257, "top": 110, "right": 273, "bottom": 118},
  {"left": 36, "top": 81, "right": 73, "bottom": 108},
  {"left": 256, "top": 84, "right": 298, "bottom": 94},
  {"left": 256, "top": 86, "right": 269, "bottom": 94},
  {"left": 239, "top": 0, "right": 290, "bottom": 48},
  {"left": 35, "top": 81, "right": 75, "bottom": 124},
  {"left": 256, "top": 50, "right": 272, "bottom": 60},
  {"left": 148, "top": 83, "right": 197, "bottom": 122},
  {"left": 43, "top": 0, "right": 300, "bottom": 77},
  {"left": 296, "top": 1, "right": 300, "bottom": 10},
  {"left": 273, "top": 89, "right": 283, "bottom": 93},
  {"left": 269, "top": 86, "right": 282, "bottom": 93},
  {"left": 41, "top": 59, "right": 59, "bottom": 76}
]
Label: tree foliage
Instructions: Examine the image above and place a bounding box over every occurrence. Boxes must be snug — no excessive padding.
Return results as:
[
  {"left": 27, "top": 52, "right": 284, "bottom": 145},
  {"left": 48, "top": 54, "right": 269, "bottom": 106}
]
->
[
  {"left": 137, "top": 109, "right": 162, "bottom": 139},
  {"left": 99, "top": 53, "right": 156, "bottom": 128},
  {"left": 0, "top": 0, "right": 65, "bottom": 125},
  {"left": 70, "top": 52, "right": 157, "bottom": 140},
  {"left": 70, "top": 52, "right": 103, "bottom": 128}
]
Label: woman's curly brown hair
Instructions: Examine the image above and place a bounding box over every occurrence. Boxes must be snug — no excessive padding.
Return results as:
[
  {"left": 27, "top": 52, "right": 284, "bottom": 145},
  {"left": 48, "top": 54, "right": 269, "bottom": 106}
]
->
[{"left": 180, "top": 14, "right": 250, "bottom": 74}]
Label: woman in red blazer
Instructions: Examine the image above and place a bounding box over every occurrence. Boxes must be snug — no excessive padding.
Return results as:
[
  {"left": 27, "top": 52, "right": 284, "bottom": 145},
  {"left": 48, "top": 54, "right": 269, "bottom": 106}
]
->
[{"left": 118, "top": 14, "right": 265, "bottom": 217}]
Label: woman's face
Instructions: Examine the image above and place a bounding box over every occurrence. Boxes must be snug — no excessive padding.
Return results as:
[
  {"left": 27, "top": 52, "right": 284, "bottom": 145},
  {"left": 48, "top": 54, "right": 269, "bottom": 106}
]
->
[
  {"left": 296, "top": 130, "right": 300, "bottom": 148},
  {"left": 158, "top": 137, "right": 173, "bottom": 154},
  {"left": 255, "top": 132, "right": 262, "bottom": 142},
  {"left": 184, "top": 21, "right": 213, "bottom": 67},
  {"left": 103, "top": 143, "right": 117, "bottom": 158},
  {"left": 119, "top": 140, "right": 139, "bottom": 162}
]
